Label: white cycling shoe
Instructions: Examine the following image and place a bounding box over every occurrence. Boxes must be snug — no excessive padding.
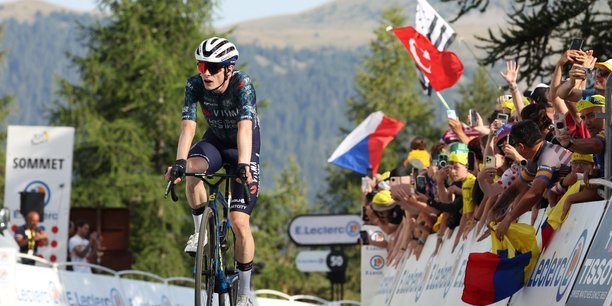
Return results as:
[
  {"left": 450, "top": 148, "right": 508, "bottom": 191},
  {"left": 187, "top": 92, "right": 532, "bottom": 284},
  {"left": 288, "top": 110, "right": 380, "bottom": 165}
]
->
[
  {"left": 184, "top": 233, "right": 199, "bottom": 255},
  {"left": 236, "top": 295, "right": 253, "bottom": 306}
]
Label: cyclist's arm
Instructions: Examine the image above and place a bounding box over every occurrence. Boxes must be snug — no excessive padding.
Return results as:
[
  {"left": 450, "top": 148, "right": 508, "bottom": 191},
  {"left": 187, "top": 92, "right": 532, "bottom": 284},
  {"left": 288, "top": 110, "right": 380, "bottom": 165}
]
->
[
  {"left": 237, "top": 120, "right": 252, "bottom": 164},
  {"left": 176, "top": 120, "right": 196, "bottom": 160}
]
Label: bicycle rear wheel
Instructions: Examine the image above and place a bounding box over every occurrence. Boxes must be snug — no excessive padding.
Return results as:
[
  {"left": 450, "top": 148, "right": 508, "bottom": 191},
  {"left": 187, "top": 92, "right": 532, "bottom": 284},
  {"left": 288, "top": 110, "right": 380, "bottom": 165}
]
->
[{"left": 195, "top": 207, "right": 217, "bottom": 306}]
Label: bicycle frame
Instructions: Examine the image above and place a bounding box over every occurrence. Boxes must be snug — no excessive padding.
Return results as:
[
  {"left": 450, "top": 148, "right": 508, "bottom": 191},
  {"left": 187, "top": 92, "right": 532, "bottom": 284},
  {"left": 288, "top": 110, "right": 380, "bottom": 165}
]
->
[{"left": 200, "top": 173, "right": 237, "bottom": 294}]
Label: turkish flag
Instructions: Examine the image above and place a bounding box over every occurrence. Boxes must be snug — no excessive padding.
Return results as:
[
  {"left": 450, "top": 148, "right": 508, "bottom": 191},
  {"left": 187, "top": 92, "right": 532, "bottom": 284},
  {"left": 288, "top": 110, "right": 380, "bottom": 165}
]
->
[{"left": 392, "top": 26, "right": 464, "bottom": 91}]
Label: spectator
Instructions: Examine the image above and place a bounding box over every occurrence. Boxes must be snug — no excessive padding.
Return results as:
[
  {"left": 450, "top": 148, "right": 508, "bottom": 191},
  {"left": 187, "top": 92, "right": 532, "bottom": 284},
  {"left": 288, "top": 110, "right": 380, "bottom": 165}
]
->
[
  {"left": 560, "top": 153, "right": 601, "bottom": 219},
  {"left": 14, "top": 211, "right": 48, "bottom": 265},
  {"left": 492, "top": 120, "right": 572, "bottom": 240},
  {"left": 405, "top": 136, "right": 431, "bottom": 168},
  {"left": 69, "top": 220, "right": 92, "bottom": 273},
  {"left": 521, "top": 103, "right": 558, "bottom": 145},
  {"left": 557, "top": 95, "right": 606, "bottom": 177}
]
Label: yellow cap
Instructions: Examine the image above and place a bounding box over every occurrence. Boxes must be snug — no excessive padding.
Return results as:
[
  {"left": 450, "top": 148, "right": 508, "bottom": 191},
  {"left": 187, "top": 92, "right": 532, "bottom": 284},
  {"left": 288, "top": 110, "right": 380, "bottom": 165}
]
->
[
  {"left": 501, "top": 97, "right": 531, "bottom": 112},
  {"left": 576, "top": 95, "right": 605, "bottom": 113},
  {"left": 379, "top": 171, "right": 390, "bottom": 181},
  {"left": 595, "top": 59, "right": 612, "bottom": 72},
  {"left": 371, "top": 190, "right": 396, "bottom": 211},
  {"left": 407, "top": 149, "right": 431, "bottom": 168},
  {"left": 448, "top": 142, "right": 469, "bottom": 165},
  {"left": 571, "top": 153, "right": 594, "bottom": 163}
]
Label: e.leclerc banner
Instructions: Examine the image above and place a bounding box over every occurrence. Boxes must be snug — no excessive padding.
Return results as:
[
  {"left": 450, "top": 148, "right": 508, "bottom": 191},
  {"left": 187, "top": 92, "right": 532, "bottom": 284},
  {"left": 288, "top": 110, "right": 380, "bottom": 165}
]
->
[
  {"left": 288, "top": 214, "right": 361, "bottom": 246},
  {"left": 509, "top": 200, "right": 605, "bottom": 306},
  {"left": 3, "top": 126, "right": 74, "bottom": 263}
]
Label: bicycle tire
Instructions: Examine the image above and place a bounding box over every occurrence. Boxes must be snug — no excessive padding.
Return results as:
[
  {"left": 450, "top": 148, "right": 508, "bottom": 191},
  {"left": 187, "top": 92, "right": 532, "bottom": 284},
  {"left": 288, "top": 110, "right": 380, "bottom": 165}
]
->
[
  {"left": 218, "top": 227, "right": 238, "bottom": 306},
  {"left": 195, "top": 207, "right": 217, "bottom": 306}
]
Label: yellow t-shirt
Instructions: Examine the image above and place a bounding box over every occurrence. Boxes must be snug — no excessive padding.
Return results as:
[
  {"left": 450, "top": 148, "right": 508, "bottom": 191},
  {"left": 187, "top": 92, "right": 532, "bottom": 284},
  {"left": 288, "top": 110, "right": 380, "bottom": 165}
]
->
[{"left": 462, "top": 173, "right": 477, "bottom": 214}]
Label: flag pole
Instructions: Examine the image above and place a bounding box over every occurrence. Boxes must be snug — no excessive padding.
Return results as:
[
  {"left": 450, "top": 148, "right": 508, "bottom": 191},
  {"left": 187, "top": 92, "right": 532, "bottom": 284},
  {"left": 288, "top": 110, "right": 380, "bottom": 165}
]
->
[{"left": 435, "top": 91, "right": 451, "bottom": 110}]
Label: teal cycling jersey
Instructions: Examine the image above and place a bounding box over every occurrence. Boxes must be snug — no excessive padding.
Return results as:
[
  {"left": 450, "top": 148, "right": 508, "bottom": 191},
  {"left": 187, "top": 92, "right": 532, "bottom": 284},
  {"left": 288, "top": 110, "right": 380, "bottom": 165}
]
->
[{"left": 182, "top": 70, "right": 259, "bottom": 144}]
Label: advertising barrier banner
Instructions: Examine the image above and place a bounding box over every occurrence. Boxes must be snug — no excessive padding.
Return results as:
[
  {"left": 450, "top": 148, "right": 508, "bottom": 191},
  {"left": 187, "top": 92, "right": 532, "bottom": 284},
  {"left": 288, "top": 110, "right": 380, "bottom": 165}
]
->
[
  {"left": 167, "top": 284, "right": 196, "bottom": 306},
  {"left": 499, "top": 201, "right": 605, "bottom": 306},
  {"left": 13, "top": 264, "right": 64, "bottom": 305},
  {"left": 288, "top": 214, "right": 361, "bottom": 246},
  {"left": 4, "top": 126, "right": 74, "bottom": 263},
  {"left": 361, "top": 203, "right": 605, "bottom": 306},
  {"left": 360, "top": 225, "right": 387, "bottom": 306},
  {"left": 566, "top": 201, "right": 612, "bottom": 306},
  {"left": 0, "top": 248, "right": 17, "bottom": 306},
  {"left": 119, "top": 278, "right": 173, "bottom": 306},
  {"left": 60, "top": 270, "right": 127, "bottom": 306}
]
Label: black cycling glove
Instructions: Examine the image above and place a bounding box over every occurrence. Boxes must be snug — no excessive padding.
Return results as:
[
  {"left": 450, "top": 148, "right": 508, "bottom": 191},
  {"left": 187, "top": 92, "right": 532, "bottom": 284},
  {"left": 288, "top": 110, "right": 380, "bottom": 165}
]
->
[
  {"left": 237, "top": 163, "right": 249, "bottom": 182},
  {"left": 171, "top": 159, "right": 187, "bottom": 180}
]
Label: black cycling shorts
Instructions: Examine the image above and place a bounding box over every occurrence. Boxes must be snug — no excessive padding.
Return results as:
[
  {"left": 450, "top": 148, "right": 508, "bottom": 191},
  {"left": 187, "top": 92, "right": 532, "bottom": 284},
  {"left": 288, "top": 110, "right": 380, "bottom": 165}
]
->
[{"left": 187, "top": 128, "right": 260, "bottom": 215}]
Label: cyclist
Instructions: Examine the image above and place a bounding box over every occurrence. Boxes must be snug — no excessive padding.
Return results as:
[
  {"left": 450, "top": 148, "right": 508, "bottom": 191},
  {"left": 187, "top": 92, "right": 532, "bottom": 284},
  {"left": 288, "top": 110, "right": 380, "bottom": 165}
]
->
[{"left": 165, "top": 37, "right": 260, "bottom": 306}]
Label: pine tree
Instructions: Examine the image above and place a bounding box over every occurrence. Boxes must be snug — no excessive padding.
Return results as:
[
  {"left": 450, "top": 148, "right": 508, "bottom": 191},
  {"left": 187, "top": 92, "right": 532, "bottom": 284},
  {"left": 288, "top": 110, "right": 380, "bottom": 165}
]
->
[
  {"left": 50, "top": 0, "right": 223, "bottom": 276},
  {"left": 455, "top": 66, "right": 502, "bottom": 124},
  {"left": 0, "top": 26, "right": 15, "bottom": 203},
  {"left": 441, "top": 0, "right": 611, "bottom": 85}
]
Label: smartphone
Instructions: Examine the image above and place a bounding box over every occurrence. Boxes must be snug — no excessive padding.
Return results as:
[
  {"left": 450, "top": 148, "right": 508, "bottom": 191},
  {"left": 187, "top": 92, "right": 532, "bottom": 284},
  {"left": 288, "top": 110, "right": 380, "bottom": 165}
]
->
[
  {"left": 438, "top": 154, "right": 448, "bottom": 168},
  {"left": 556, "top": 121, "right": 565, "bottom": 130},
  {"left": 361, "top": 177, "right": 370, "bottom": 193},
  {"left": 447, "top": 109, "right": 458, "bottom": 120},
  {"left": 470, "top": 109, "right": 478, "bottom": 127},
  {"left": 359, "top": 230, "right": 369, "bottom": 245},
  {"left": 569, "top": 38, "right": 584, "bottom": 51},
  {"left": 484, "top": 155, "right": 496, "bottom": 168},
  {"left": 416, "top": 175, "right": 427, "bottom": 194},
  {"left": 497, "top": 113, "right": 509, "bottom": 123}
]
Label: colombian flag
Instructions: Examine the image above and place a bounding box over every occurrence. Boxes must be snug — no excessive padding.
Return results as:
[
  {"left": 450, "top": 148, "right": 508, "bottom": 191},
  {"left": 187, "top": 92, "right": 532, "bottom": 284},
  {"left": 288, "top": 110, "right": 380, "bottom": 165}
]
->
[
  {"left": 328, "top": 111, "right": 404, "bottom": 175},
  {"left": 462, "top": 223, "right": 539, "bottom": 305}
]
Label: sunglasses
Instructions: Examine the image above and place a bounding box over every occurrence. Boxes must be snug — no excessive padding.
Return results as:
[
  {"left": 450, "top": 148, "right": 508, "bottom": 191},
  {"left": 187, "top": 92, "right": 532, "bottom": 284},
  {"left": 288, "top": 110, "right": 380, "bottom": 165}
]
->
[
  {"left": 588, "top": 95, "right": 605, "bottom": 105},
  {"left": 597, "top": 69, "right": 610, "bottom": 78},
  {"left": 197, "top": 61, "right": 225, "bottom": 75}
]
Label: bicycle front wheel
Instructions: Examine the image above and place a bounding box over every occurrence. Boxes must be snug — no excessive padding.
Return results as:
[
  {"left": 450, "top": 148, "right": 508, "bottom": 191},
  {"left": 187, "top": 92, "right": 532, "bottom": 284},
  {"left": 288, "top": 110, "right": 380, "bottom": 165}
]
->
[{"left": 195, "top": 207, "right": 217, "bottom": 306}]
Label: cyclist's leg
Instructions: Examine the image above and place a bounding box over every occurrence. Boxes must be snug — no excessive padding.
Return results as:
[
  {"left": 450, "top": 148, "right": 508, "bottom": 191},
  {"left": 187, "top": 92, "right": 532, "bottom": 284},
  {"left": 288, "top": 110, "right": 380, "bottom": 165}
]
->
[
  {"left": 185, "top": 132, "right": 224, "bottom": 252},
  {"left": 224, "top": 128, "right": 260, "bottom": 300}
]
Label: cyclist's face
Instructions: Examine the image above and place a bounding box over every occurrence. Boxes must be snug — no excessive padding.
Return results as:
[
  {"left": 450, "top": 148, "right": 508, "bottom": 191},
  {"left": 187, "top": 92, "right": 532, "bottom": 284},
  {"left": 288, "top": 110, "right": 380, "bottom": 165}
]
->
[{"left": 198, "top": 61, "right": 229, "bottom": 90}]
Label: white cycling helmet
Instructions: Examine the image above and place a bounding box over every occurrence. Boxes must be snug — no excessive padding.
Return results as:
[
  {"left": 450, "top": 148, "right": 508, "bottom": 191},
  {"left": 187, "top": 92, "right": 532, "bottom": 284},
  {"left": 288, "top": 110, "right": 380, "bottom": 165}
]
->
[{"left": 194, "top": 37, "right": 239, "bottom": 65}]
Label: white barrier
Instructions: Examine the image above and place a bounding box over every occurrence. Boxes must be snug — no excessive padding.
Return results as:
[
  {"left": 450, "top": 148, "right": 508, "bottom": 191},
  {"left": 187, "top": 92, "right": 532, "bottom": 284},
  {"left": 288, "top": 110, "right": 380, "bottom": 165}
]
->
[{"left": 363, "top": 200, "right": 609, "bottom": 306}]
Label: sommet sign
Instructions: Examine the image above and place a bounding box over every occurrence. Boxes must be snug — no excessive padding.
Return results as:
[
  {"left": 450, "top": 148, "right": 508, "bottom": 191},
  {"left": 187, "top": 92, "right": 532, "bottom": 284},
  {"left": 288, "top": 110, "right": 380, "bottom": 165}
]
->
[{"left": 288, "top": 214, "right": 361, "bottom": 246}]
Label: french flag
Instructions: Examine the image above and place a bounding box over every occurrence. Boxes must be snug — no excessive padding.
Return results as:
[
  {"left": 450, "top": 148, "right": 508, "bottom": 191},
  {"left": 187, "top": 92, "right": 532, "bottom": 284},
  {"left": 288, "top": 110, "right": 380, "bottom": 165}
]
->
[{"left": 328, "top": 111, "right": 404, "bottom": 175}]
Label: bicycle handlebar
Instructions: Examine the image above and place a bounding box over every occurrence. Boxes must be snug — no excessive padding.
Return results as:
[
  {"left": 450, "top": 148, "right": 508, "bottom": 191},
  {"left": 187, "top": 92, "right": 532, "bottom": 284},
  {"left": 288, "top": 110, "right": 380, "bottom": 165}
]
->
[{"left": 164, "top": 172, "right": 250, "bottom": 206}]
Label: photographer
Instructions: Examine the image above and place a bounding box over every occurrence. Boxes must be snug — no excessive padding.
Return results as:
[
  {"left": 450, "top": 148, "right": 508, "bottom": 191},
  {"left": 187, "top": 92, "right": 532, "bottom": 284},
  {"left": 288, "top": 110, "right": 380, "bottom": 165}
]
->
[{"left": 14, "top": 211, "right": 48, "bottom": 265}]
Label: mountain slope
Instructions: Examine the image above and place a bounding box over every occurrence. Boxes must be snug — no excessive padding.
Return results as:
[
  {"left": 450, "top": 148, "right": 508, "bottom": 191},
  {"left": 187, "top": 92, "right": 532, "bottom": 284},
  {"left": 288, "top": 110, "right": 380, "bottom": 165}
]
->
[
  {"left": 0, "top": 0, "right": 510, "bottom": 200},
  {"left": 228, "top": 0, "right": 509, "bottom": 50}
]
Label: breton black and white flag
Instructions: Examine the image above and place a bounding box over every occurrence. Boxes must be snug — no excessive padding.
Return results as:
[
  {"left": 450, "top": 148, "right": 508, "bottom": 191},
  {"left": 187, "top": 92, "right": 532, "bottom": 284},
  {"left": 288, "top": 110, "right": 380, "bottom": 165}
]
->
[{"left": 415, "top": 0, "right": 457, "bottom": 94}]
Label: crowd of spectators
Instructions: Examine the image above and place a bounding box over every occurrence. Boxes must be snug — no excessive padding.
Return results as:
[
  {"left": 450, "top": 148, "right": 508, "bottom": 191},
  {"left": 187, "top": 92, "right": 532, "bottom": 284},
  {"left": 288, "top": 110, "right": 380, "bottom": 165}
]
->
[{"left": 360, "top": 49, "right": 610, "bottom": 266}]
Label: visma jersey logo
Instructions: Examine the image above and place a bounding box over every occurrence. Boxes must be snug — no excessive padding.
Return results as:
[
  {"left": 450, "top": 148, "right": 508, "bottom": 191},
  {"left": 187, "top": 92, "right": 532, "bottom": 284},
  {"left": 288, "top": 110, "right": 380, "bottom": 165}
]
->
[
  {"left": 24, "top": 180, "right": 51, "bottom": 206},
  {"left": 345, "top": 221, "right": 360, "bottom": 237},
  {"left": 370, "top": 255, "right": 385, "bottom": 270}
]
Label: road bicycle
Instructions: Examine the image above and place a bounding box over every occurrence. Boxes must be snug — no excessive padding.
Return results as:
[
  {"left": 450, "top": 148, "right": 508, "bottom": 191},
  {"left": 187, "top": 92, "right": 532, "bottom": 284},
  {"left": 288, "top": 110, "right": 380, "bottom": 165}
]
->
[{"left": 165, "top": 167, "right": 249, "bottom": 306}]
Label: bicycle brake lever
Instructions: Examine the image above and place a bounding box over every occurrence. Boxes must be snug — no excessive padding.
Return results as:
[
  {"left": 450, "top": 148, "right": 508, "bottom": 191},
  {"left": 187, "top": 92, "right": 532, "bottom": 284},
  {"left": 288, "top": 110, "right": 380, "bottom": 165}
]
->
[{"left": 164, "top": 181, "right": 179, "bottom": 202}]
